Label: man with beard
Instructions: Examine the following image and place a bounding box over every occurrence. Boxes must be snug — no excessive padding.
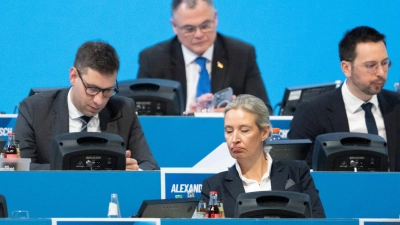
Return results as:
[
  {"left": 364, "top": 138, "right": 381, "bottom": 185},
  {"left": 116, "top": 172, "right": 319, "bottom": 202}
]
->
[{"left": 288, "top": 26, "right": 400, "bottom": 171}]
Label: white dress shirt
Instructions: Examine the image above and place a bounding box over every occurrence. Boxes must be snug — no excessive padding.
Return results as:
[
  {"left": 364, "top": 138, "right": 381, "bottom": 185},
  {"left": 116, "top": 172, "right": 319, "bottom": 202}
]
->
[
  {"left": 181, "top": 44, "right": 214, "bottom": 112},
  {"left": 341, "top": 80, "right": 386, "bottom": 140},
  {"left": 67, "top": 88, "right": 100, "bottom": 133},
  {"left": 235, "top": 153, "right": 273, "bottom": 193}
]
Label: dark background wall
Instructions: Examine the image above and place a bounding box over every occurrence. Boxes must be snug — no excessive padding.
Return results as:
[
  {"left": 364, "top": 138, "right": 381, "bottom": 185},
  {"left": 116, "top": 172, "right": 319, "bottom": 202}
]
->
[{"left": 1, "top": 0, "right": 399, "bottom": 114}]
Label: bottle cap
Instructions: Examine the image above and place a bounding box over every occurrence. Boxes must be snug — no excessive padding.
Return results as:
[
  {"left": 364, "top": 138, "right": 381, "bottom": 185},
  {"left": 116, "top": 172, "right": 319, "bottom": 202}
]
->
[
  {"left": 272, "top": 128, "right": 280, "bottom": 133},
  {"left": 209, "top": 191, "right": 218, "bottom": 195}
]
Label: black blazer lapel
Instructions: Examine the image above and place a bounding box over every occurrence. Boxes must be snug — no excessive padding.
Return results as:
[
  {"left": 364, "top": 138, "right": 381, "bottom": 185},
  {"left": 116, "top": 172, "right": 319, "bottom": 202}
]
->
[
  {"left": 170, "top": 37, "right": 188, "bottom": 105},
  {"left": 377, "top": 91, "right": 398, "bottom": 170},
  {"left": 211, "top": 34, "right": 228, "bottom": 93},
  {"left": 270, "top": 161, "right": 288, "bottom": 191},
  {"left": 52, "top": 89, "right": 70, "bottom": 135},
  {"left": 99, "top": 99, "right": 120, "bottom": 133},
  {"left": 326, "top": 88, "right": 350, "bottom": 132},
  {"left": 224, "top": 166, "right": 245, "bottom": 203}
]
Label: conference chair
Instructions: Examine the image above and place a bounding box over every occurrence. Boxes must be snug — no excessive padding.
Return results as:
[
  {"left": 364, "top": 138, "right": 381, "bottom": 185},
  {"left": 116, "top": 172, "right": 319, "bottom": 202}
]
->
[{"left": 0, "top": 194, "right": 7, "bottom": 218}]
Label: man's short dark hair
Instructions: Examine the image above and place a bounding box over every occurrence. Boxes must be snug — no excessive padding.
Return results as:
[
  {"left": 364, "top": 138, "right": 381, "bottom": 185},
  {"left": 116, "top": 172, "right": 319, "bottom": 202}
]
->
[
  {"left": 339, "top": 26, "right": 386, "bottom": 62},
  {"left": 74, "top": 41, "right": 120, "bottom": 75},
  {"left": 171, "top": 0, "right": 213, "bottom": 13}
]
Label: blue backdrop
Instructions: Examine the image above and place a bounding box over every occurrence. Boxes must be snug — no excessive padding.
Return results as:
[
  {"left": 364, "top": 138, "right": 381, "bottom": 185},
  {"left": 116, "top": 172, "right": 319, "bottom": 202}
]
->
[{"left": 1, "top": 0, "right": 399, "bottom": 114}]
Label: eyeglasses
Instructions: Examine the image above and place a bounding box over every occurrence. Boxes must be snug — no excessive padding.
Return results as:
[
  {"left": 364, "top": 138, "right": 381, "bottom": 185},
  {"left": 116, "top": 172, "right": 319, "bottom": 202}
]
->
[
  {"left": 175, "top": 19, "right": 215, "bottom": 36},
  {"left": 348, "top": 59, "right": 392, "bottom": 74},
  {"left": 76, "top": 68, "right": 119, "bottom": 98}
]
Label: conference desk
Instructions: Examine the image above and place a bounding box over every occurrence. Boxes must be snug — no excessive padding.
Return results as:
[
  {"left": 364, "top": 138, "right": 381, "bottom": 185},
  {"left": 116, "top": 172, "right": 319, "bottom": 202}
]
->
[
  {"left": 0, "top": 171, "right": 399, "bottom": 220},
  {"left": 1, "top": 115, "right": 400, "bottom": 223},
  {"left": 0, "top": 218, "right": 362, "bottom": 225},
  {"left": 0, "top": 115, "right": 292, "bottom": 168}
]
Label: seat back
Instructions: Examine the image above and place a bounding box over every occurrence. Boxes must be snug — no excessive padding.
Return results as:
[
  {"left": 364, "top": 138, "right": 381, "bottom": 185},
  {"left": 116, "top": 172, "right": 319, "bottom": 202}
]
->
[{"left": 0, "top": 194, "right": 8, "bottom": 218}]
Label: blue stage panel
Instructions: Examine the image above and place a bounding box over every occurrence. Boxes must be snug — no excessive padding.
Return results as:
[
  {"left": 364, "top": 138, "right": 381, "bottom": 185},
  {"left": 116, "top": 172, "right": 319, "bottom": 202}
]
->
[{"left": 0, "top": 171, "right": 161, "bottom": 219}]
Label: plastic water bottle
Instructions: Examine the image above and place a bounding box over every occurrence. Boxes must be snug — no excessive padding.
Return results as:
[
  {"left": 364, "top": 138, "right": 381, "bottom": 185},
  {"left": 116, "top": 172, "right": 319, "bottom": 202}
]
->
[
  {"left": 108, "top": 193, "right": 121, "bottom": 218},
  {"left": 267, "top": 128, "right": 282, "bottom": 143}
]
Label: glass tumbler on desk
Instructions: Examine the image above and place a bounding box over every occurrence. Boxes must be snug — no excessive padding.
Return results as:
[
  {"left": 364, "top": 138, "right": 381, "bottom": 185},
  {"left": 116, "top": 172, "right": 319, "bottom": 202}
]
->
[
  {"left": 218, "top": 199, "right": 225, "bottom": 218},
  {"left": 196, "top": 200, "right": 207, "bottom": 218}
]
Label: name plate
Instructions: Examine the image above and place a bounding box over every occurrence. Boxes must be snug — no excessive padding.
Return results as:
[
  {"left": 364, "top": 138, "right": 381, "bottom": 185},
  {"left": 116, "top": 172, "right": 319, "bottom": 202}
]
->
[{"left": 161, "top": 168, "right": 223, "bottom": 199}]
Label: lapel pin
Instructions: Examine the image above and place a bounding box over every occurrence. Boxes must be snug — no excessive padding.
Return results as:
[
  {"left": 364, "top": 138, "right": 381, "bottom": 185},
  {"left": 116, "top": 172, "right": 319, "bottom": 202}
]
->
[{"left": 217, "top": 61, "right": 224, "bottom": 69}]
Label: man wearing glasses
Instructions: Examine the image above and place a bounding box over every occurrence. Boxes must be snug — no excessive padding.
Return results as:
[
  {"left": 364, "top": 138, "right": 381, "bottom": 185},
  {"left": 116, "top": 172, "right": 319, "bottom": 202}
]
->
[
  {"left": 137, "top": 0, "right": 272, "bottom": 114},
  {"left": 15, "top": 41, "right": 159, "bottom": 170},
  {"left": 288, "top": 26, "right": 400, "bottom": 171}
]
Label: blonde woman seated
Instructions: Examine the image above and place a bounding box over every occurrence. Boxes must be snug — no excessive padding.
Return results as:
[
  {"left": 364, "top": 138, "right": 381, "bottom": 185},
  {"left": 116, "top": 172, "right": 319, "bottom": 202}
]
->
[{"left": 201, "top": 94, "right": 326, "bottom": 218}]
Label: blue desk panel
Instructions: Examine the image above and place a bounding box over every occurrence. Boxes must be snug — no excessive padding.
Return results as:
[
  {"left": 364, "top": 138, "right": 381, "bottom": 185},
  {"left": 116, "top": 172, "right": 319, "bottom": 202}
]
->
[
  {"left": 312, "top": 172, "right": 400, "bottom": 218},
  {"left": 0, "top": 172, "right": 160, "bottom": 219},
  {"left": 0, "top": 220, "right": 51, "bottom": 225},
  {"left": 1, "top": 172, "right": 400, "bottom": 219}
]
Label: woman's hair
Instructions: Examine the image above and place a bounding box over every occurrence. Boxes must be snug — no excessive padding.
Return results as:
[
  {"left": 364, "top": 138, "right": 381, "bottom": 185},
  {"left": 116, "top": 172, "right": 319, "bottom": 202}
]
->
[{"left": 224, "top": 94, "right": 270, "bottom": 131}]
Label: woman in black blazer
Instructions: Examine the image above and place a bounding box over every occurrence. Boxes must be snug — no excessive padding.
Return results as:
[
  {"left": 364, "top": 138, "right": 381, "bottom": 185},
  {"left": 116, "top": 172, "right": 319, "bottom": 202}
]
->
[{"left": 201, "top": 94, "right": 326, "bottom": 218}]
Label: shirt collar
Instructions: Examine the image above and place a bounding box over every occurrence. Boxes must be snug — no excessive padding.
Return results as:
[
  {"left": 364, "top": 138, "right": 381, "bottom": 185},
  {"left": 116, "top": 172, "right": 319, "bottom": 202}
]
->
[
  {"left": 235, "top": 153, "right": 273, "bottom": 182},
  {"left": 181, "top": 44, "right": 214, "bottom": 66},
  {"left": 341, "top": 79, "right": 379, "bottom": 113},
  {"left": 68, "top": 88, "right": 99, "bottom": 120}
]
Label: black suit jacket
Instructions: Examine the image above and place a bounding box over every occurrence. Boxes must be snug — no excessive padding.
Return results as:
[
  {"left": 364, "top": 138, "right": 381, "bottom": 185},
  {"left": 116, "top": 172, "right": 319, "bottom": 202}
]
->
[
  {"left": 201, "top": 160, "right": 326, "bottom": 218},
  {"left": 15, "top": 89, "right": 159, "bottom": 170},
  {"left": 137, "top": 33, "right": 272, "bottom": 113},
  {"left": 288, "top": 87, "right": 400, "bottom": 171}
]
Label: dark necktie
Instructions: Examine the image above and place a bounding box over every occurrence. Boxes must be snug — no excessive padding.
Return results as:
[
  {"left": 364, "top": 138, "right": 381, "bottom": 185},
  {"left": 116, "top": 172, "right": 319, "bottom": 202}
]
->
[
  {"left": 194, "top": 57, "right": 211, "bottom": 97},
  {"left": 78, "top": 116, "right": 92, "bottom": 132},
  {"left": 361, "top": 103, "right": 378, "bottom": 135}
]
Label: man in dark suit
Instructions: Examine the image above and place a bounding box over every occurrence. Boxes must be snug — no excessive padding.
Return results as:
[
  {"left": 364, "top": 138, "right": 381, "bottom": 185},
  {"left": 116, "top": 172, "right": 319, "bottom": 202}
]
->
[
  {"left": 288, "top": 26, "right": 400, "bottom": 171},
  {"left": 15, "top": 41, "right": 159, "bottom": 170},
  {"left": 137, "top": 0, "right": 272, "bottom": 113}
]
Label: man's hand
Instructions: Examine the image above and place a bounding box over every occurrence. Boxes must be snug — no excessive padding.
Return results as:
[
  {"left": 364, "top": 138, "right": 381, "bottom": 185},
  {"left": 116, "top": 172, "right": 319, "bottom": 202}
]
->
[
  {"left": 188, "top": 93, "right": 214, "bottom": 113},
  {"left": 188, "top": 93, "right": 236, "bottom": 113},
  {"left": 125, "top": 150, "right": 139, "bottom": 171}
]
